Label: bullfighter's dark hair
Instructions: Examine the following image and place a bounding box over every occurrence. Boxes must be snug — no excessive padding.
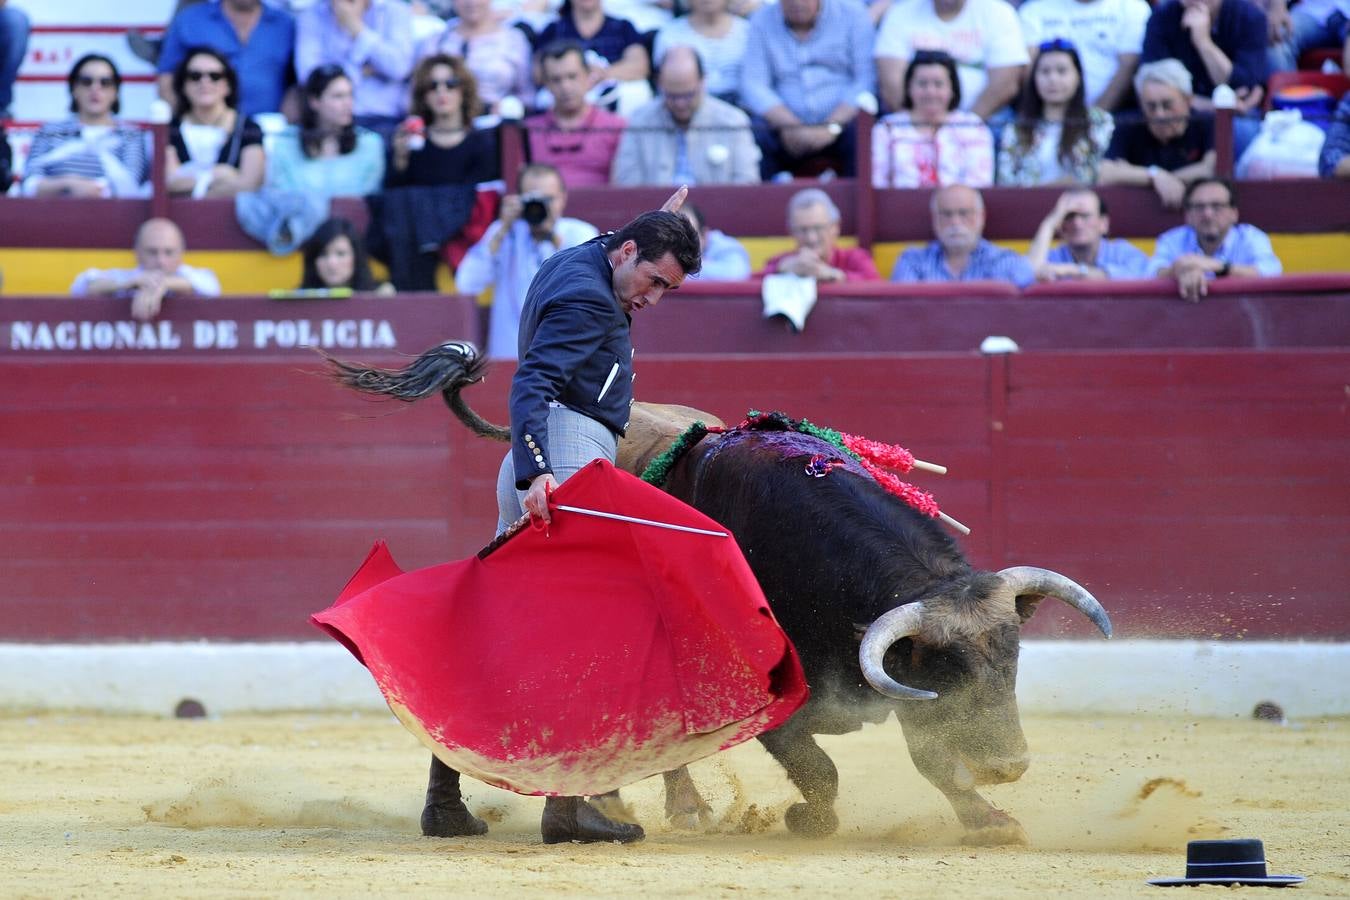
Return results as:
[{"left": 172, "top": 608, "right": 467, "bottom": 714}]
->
[
  {"left": 300, "top": 217, "right": 381, "bottom": 292},
  {"left": 605, "top": 211, "right": 702, "bottom": 277},
  {"left": 902, "top": 50, "right": 960, "bottom": 112},
  {"left": 69, "top": 53, "right": 122, "bottom": 115},
  {"left": 300, "top": 64, "right": 357, "bottom": 159},
  {"left": 1184, "top": 176, "right": 1236, "bottom": 208},
  {"left": 171, "top": 46, "right": 240, "bottom": 118}
]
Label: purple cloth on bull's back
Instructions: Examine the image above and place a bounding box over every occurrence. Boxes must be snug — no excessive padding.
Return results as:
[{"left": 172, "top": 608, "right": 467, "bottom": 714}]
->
[{"left": 715, "top": 429, "right": 871, "bottom": 480}]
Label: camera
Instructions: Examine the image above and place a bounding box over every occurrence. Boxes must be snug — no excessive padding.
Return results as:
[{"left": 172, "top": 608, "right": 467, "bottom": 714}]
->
[{"left": 520, "top": 193, "right": 551, "bottom": 226}]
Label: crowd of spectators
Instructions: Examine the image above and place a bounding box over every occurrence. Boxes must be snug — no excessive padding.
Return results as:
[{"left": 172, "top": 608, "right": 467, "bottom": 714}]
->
[{"left": 0, "top": 0, "right": 1344, "bottom": 324}]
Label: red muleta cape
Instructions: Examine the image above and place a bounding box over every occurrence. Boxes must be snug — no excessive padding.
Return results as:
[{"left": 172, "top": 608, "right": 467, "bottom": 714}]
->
[{"left": 312, "top": 459, "right": 808, "bottom": 796}]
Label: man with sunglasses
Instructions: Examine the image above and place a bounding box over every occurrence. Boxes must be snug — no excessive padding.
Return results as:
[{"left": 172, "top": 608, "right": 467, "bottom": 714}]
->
[
  {"left": 157, "top": 0, "right": 297, "bottom": 119},
  {"left": 1150, "top": 177, "right": 1282, "bottom": 301}
]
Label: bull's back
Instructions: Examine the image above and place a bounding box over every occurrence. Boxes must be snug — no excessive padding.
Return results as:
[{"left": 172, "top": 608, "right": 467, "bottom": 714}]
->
[{"left": 616, "top": 402, "right": 725, "bottom": 477}]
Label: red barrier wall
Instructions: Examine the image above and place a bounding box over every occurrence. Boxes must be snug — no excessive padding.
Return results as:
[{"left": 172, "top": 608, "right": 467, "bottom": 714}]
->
[{"left": 3, "top": 294, "right": 1347, "bottom": 642}]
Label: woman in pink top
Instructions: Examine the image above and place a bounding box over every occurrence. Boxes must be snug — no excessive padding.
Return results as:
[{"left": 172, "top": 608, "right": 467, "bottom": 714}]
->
[
  {"left": 871, "top": 50, "right": 993, "bottom": 189},
  {"left": 418, "top": 0, "right": 533, "bottom": 111}
]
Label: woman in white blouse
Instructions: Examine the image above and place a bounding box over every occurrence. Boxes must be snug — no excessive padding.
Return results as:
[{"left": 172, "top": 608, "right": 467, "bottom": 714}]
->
[{"left": 871, "top": 50, "right": 993, "bottom": 189}]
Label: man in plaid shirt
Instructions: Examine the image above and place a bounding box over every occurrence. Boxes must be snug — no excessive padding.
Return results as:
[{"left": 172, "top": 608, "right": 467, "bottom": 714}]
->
[{"left": 891, "top": 185, "right": 1034, "bottom": 287}]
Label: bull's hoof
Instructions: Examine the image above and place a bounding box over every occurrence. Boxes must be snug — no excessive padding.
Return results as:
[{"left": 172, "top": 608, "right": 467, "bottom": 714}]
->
[
  {"left": 667, "top": 807, "right": 714, "bottom": 831},
  {"left": 960, "top": 820, "right": 1029, "bottom": 846},
  {"left": 421, "top": 801, "right": 489, "bottom": 837},
  {"left": 784, "top": 802, "right": 838, "bottom": 837}
]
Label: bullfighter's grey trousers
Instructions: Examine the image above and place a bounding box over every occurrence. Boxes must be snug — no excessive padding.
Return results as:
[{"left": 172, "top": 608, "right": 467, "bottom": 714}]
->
[{"left": 495, "top": 403, "right": 618, "bottom": 535}]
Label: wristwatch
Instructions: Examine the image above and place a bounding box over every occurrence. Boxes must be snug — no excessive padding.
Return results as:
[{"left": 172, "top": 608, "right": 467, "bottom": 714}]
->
[
  {"left": 826, "top": 122, "right": 843, "bottom": 137},
  {"left": 1146, "top": 165, "right": 1161, "bottom": 182},
  {"left": 1077, "top": 263, "right": 1090, "bottom": 276},
  {"left": 1216, "top": 261, "right": 1232, "bottom": 277}
]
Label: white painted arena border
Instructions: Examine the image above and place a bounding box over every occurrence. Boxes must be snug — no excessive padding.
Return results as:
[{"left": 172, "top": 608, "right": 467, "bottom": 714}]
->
[{"left": 1, "top": 641, "right": 1346, "bottom": 718}]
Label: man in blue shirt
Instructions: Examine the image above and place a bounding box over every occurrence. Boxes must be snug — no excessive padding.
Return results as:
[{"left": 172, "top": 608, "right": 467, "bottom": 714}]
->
[
  {"left": 740, "top": 0, "right": 876, "bottom": 179},
  {"left": 891, "top": 185, "right": 1035, "bottom": 287},
  {"left": 1027, "top": 188, "right": 1150, "bottom": 281},
  {"left": 1151, "top": 177, "right": 1282, "bottom": 301},
  {"left": 157, "top": 0, "right": 296, "bottom": 118}
]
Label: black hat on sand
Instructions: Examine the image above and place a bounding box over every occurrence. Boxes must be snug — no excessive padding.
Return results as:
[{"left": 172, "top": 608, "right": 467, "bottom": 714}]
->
[{"left": 1148, "top": 839, "right": 1306, "bottom": 887}]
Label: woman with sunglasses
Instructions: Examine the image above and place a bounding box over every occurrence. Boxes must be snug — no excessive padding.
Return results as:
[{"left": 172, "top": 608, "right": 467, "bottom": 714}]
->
[
  {"left": 416, "top": 0, "right": 533, "bottom": 112},
  {"left": 871, "top": 50, "right": 993, "bottom": 188},
  {"left": 386, "top": 54, "right": 500, "bottom": 187},
  {"left": 166, "top": 47, "right": 265, "bottom": 198},
  {"left": 268, "top": 65, "right": 385, "bottom": 198},
  {"left": 23, "top": 54, "right": 150, "bottom": 198},
  {"left": 997, "top": 40, "right": 1113, "bottom": 186}
]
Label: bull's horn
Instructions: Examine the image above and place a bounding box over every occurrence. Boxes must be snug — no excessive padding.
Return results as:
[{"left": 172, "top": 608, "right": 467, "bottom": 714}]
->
[
  {"left": 997, "top": 566, "right": 1112, "bottom": 637},
  {"left": 859, "top": 603, "right": 938, "bottom": 701}
]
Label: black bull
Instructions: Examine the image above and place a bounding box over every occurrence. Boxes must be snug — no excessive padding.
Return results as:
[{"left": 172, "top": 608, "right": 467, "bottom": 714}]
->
[{"left": 325, "top": 343, "right": 1112, "bottom": 844}]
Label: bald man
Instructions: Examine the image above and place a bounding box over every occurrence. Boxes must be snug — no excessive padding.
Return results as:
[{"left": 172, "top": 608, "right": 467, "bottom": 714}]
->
[
  {"left": 890, "top": 185, "right": 1034, "bottom": 288},
  {"left": 612, "top": 46, "right": 761, "bottom": 185},
  {"left": 71, "top": 218, "right": 222, "bottom": 320}
]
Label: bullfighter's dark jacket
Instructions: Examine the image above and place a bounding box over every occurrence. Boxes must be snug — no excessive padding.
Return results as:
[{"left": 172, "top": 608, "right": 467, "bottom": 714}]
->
[{"left": 509, "top": 236, "right": 633, "bottom": 489}]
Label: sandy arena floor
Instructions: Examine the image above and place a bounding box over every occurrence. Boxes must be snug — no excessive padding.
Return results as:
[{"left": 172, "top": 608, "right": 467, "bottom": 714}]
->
[{"left": 2, "top": 710, "right": 1346, "bottom": 898}]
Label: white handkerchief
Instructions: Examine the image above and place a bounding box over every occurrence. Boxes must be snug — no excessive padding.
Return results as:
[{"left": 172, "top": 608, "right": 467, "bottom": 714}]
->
[{"left": 761, "top": 273, "right": 818, "bottom": 332}]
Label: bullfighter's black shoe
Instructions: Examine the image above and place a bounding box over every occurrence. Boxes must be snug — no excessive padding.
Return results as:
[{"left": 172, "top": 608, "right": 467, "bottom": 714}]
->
[
  {"left": 420, "top": 756, "right": 488, "bottom": 837},
  {"left": 541, "top": 796, "right": 645, "bottom": 844}
]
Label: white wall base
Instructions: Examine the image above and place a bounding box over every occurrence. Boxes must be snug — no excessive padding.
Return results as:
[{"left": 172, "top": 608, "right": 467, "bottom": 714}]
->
[{"left": 1, "top": 640, "right": 1345, "bottom": 718}]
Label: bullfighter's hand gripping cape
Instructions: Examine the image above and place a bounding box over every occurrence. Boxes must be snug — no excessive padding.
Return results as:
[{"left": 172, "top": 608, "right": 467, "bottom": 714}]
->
[{"left": 312, "top": 459, "right": 808, "bottom": 796}]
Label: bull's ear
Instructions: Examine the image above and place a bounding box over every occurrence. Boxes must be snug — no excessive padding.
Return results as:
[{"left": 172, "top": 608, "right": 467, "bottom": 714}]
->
[{"left": 1014, "top": 594, "right": 1045, "bottom": 625}]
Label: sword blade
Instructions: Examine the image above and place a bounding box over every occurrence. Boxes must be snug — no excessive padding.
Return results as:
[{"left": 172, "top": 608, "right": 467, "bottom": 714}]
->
[{"left": 554, "top": 504, "right": 727, "bottom": 537}]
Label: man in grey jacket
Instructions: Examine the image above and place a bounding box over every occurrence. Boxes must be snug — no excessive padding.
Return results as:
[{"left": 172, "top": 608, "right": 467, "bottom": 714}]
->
[{"left": 611, "top": 46, "right": 761, "bottom": 185}]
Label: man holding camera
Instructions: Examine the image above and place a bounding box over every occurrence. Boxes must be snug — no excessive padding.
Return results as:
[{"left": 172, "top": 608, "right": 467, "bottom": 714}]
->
[{"left": 456, "top": 163, "right": 599, "bottom": 358}]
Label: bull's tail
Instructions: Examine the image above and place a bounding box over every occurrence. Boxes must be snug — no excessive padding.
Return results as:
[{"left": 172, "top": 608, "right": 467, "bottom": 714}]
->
[{"left": 322, "top": 340, "right": 510, "bottom": 442}]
